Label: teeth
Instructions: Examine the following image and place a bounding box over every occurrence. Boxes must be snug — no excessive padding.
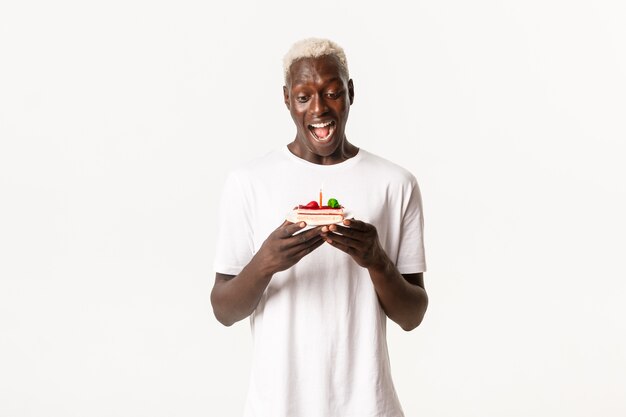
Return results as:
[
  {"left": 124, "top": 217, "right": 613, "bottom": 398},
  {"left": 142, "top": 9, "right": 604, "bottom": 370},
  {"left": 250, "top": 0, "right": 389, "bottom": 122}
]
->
[{"left": 309, "top": 121, "right": 333, "bottom": 128}]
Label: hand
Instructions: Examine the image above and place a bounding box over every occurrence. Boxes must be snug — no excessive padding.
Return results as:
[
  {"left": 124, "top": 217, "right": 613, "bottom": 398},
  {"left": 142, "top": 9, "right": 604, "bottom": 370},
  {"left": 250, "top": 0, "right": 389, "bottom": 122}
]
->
[
  {"left": 321, "top": 219, "right": 387, "bottom": 270},
  {"left": 255, "top": 220, "right": 325, "bottom": 275}
]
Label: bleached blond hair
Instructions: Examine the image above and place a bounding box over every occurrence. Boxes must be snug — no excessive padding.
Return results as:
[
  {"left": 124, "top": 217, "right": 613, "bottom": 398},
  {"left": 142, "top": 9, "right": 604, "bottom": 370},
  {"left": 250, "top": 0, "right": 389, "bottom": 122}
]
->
[{"left": 283, "top": 38, "right": 349, "bottom": 83}]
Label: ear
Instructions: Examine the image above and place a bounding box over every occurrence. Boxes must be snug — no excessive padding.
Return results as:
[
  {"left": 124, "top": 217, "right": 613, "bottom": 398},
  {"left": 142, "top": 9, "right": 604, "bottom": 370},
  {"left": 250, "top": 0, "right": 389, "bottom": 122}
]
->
[
  {"left": 283, "top": 85, "right": 290, "bottom": 110},
  {"left": 348, "top": 79, "right": 354, "bottom": 105}
]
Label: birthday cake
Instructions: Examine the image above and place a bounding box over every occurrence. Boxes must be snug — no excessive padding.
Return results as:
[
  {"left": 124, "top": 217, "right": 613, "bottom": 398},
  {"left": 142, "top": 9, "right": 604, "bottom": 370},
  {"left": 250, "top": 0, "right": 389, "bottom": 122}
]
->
[{"left": 288, "top": 197, "right": 345, "bottom": 226}]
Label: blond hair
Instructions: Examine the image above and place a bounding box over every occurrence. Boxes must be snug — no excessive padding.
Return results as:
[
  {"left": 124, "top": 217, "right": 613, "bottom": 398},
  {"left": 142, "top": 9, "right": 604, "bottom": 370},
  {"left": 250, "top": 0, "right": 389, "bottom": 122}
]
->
[{"left": 283, "top": 38, "right": 349, "bottom": 83}]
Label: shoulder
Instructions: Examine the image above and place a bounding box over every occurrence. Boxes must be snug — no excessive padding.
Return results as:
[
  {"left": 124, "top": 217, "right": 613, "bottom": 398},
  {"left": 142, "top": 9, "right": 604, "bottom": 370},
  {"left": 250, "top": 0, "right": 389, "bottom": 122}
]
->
[{"left": 358, "top": 149, "right": 418, "bottom": 185}]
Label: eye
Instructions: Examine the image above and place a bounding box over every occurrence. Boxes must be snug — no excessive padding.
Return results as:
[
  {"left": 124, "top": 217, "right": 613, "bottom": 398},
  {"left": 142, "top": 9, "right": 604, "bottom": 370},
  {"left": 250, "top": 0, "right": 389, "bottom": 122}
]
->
[
  {"left": 296, "top": 95, "right": 309, "bottom": 103},
  {"left": 326, "top": 91, "right": 342, "bottom": 99}
]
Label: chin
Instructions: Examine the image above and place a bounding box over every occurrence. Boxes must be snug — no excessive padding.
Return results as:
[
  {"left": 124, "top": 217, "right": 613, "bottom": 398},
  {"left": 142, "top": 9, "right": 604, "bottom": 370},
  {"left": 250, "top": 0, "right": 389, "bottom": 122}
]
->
[{"left": 305, "top": 138, "right": 341, "bottom": 157}]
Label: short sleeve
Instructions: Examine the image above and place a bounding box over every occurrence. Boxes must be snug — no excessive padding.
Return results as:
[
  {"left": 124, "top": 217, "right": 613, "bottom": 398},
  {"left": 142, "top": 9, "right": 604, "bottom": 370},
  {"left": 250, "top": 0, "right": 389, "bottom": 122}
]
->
[
  {"left": 396, "top": 175, "right": 427, "bottom": 274},
  {"left": 213, "top": 170, "right": 255, "bottom": 275}
]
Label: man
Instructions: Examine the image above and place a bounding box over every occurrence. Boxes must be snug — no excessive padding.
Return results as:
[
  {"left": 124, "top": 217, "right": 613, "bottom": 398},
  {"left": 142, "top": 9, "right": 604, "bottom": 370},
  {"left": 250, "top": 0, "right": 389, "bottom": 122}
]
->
[{"left": 211, "top": 38, "right": 428, "bottom": 417}]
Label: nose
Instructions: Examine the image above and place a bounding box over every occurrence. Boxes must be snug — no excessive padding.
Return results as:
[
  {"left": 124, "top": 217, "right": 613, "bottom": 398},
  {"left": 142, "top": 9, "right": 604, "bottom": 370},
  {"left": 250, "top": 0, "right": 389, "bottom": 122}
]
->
[{"left": 310, "top": 93, "right": 329, "bottom": 116}]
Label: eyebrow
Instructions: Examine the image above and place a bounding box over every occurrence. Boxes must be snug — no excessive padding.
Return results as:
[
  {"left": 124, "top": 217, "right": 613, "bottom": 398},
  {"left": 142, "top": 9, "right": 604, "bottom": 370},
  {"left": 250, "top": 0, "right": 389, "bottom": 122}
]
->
[{"left": 291, "top": 77, "right": 343, "bottom": 87}]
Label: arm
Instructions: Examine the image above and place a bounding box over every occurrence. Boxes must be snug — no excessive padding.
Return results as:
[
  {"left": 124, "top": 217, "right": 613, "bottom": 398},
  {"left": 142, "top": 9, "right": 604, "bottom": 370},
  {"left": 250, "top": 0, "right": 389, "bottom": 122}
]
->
[
  {"left": 211, "top": 221, "right": 324, "bottom": 326},
  {"left": 321, "top": 219, "right": 428, "bottom": 331}
]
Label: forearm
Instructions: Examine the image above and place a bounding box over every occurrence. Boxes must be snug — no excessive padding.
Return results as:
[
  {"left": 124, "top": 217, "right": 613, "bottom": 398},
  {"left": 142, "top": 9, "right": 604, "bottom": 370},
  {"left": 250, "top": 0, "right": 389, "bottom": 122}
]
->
[
  {"left": 210, "top": 256, "right": 274, "bottom": 326},
  {"left": 368, "top": 256, "right": 428, "bottom": 331},
  {"left": 211, "top": 222, "right": 325, "bottom": 326}
]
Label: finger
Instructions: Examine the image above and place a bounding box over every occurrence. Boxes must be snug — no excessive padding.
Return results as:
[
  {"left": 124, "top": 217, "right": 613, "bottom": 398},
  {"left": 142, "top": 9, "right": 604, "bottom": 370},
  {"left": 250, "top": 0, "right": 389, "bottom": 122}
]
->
[
  {"left": 341, "top": 218, "right": 368, "bottom": 231},
  {"left": 326, "top": 223, "right": 363, "bottom": 239},
  {"left": 324, "top": 236, "right": 353, "bottom": 256},
  {"left": 284, "top": 226, "right": 324, "bottom": 248},
  {"left": 293, "top": 236, "right": 326, "bottom": 259},
  {"left": 323, "top": 232, "right": 361, "bottom": 250},
  {"left": 289, "top": 235, "right": 325, "bottom": 258},
  {"left": 320, "top": 224, "right": 358, "bottom": 234},
  {"left": 279, "top": 220, "right": 307, "bottom": 237}
]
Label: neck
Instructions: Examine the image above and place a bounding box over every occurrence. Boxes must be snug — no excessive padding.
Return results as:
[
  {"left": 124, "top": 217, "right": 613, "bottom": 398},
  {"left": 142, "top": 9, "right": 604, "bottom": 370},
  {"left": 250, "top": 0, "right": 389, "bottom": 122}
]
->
[{"left": 288, "top": 137, "right": 359, "bottom": 165}]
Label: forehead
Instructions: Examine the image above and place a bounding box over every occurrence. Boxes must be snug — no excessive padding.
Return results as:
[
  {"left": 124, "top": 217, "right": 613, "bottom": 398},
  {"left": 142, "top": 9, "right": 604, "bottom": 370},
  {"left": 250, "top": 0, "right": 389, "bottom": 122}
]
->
[{"left": 288, "top": 56, "right": 346, "bottom": 87}]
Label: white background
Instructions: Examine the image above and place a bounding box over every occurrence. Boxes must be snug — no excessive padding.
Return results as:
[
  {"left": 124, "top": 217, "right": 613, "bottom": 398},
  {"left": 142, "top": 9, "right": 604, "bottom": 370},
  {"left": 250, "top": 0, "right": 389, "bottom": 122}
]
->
[{"left": 1, "top": 1, "right": 625, "bottom": 416}]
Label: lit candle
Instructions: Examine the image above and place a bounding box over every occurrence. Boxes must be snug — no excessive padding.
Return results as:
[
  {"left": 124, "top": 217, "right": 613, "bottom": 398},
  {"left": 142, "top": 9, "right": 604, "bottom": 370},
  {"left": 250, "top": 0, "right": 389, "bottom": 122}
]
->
[{"left": 319, "top": 188, "right": 323, "bottom": 207}]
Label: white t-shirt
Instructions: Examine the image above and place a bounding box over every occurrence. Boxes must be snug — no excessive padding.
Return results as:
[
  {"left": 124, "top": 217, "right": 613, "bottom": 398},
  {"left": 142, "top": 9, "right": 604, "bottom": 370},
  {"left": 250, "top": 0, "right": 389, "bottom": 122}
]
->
[{"left": 214, "top": 146, "right": 426, "bottom": 417}]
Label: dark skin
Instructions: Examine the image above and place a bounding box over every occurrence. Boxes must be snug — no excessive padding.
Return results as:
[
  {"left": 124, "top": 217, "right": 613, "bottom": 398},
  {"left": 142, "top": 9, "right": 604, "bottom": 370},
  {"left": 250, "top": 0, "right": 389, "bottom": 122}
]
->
[
  {"left": 211, "top": 55, "right": 428, "bottom": 330},
  {"left": 282, "top": 56, "right": 358, "bottom": 164},
  {"left": 211, "top": 220, "right": 325, "bottom": 326}
]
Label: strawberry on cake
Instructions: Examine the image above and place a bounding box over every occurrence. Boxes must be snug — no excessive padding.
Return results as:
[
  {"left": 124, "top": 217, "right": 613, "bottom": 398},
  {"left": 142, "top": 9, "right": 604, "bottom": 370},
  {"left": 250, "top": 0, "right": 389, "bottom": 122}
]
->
[{"left": 289, "top": 198, "right": 345, "bottom": 226}]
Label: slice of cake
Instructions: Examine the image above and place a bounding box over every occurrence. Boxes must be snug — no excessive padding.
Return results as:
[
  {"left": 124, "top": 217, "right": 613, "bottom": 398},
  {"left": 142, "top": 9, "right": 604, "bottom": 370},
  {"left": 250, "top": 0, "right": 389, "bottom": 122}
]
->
[{"left": 291, "top": 198, "right": 345, "bottom": 226}]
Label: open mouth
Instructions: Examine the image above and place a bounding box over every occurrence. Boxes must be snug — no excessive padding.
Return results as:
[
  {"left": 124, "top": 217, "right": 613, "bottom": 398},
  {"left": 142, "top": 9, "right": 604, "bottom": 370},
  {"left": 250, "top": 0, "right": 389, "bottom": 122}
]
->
[{"left": 307, "top": 121, "right": 336, "bottom": 143}]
